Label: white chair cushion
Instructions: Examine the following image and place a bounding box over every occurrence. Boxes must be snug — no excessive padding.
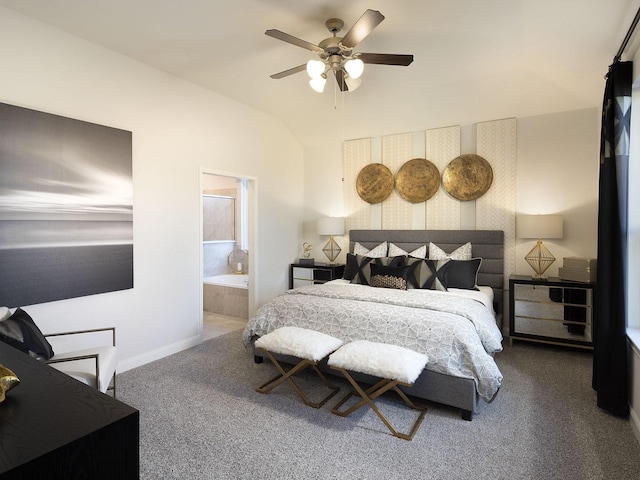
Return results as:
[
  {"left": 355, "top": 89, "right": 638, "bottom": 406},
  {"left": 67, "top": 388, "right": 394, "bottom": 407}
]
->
[
  {"left": 49, "top": 345, "right": 117, "bottom": 393},
  {"left": 328, "top": 340, "right": 428, "bottom": 384},
  {"left": 255, "top": 326, "right": 343, "bottom": 361}
]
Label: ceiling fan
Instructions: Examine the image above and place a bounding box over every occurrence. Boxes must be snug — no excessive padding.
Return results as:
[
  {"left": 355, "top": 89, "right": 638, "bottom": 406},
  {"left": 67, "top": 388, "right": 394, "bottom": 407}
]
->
[{"left": 266, "top": 9, "right": 413, "bottom": 93}]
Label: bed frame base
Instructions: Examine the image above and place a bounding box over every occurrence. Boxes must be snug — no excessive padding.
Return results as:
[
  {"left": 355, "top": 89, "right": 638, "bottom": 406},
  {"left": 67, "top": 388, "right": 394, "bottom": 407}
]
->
[{"left": 252, "top": 350, "right": 477, "bottom": 421}]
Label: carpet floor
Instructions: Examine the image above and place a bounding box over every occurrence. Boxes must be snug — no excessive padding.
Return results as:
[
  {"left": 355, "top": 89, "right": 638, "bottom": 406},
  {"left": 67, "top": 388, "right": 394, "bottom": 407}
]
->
[{"left": 117, "top": 330, "right": 640, "bottom": 479}]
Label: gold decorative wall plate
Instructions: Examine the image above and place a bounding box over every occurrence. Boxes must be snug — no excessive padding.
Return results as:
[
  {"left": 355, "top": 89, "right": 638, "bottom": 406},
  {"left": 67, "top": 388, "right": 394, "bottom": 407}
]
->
[
  {"left": 395, "top": 158, "right": 440, "bottom": 203},
  {"left": 442, "top": 154, "right": 493, "bottom": 201},
  {"left": 356, "top": 163, "right": 394, "bottom": 204}
]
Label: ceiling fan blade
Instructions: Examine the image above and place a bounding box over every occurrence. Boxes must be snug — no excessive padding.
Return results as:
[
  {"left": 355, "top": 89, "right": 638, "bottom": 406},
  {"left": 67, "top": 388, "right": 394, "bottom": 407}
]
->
[
  {"left": 265, "top": 29, "right": 324, "bottom": 54},
  {"left": 334, "top": 69, "right": 349, "bottom": 92},
  {"left": 340, "top": 9, "right": 385, "bottom": 49},
  {"left": 270, "top": 64, "right": 307, "bottom": 79},
  {"left": 359, "top": 53, "right": 414, "bottom": 66}
]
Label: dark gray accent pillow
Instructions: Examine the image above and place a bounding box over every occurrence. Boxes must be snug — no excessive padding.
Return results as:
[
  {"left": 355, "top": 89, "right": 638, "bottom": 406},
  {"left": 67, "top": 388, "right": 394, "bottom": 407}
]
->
[
  {"left": 345, "top": 254, "right": 406, "bottom": 285},
  {"left": 0, "top": 308, "right": 55, "bottom": 360},
  {"left": 435, "top": 258, "right": 482, "bottom": 291},
  {"left": 370, "top": 264, "right": 411, "bottom": 290},
  {"left": 343, "top": 253, "right": 366, "bottom": 281},
  {"left": 404, "top": 258, "right": 439, "bottom": 289}
]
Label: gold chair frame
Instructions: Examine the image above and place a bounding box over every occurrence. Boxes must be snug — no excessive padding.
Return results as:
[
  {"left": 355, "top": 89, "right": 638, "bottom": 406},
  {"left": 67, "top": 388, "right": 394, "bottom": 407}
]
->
[
  {"left": 330, "top": 366, "right": 427, "bottom": 441},
  {"left": 256, "top": 348, "right": 340, "bottom": 408}
]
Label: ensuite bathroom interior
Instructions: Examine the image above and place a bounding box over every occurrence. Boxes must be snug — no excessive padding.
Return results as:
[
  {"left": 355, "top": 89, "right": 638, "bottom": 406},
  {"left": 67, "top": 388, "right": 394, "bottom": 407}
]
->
[{"left": 202, "top": 173, "right": 249, "bottom": 339}]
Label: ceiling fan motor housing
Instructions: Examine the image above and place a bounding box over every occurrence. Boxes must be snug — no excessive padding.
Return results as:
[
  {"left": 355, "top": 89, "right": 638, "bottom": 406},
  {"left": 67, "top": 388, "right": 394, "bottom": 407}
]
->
[{"left": 325, "top": 18, "right": 344, "bottom": 34}]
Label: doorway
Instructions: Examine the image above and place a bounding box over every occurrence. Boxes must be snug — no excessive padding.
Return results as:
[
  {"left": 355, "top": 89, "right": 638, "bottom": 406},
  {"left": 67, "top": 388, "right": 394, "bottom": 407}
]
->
[{"left": 200, "top": 170, "right": 256, "bottom": 340}]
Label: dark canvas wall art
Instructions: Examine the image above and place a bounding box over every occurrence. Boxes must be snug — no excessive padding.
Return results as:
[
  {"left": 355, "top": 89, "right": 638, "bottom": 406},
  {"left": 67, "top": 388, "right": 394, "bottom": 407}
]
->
[{"left": 0, "top": 102, "right": 133, "bottom": 307}]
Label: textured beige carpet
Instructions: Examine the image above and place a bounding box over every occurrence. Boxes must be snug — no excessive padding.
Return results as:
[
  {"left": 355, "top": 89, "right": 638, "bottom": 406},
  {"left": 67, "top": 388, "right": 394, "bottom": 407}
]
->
[{"left": 118, "top": 330, "right": 640, "bottom": 480}]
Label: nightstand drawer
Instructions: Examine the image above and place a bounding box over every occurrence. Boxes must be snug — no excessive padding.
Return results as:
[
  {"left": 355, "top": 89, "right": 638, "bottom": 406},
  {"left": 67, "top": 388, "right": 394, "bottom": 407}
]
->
[
  {"left": 513, "top": 315, "right": 592, "bottom": 343},
  {"left": 289, "top": 263, "right": 345, "bottom": 289},
  {"left": 292, "top": 267, "right": 313, "bottom": 280}
]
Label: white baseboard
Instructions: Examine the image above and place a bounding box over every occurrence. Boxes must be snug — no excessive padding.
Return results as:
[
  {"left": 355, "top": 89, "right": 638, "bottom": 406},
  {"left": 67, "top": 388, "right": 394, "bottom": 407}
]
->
[
  {"left": 116, "top": 335, "right": 201, "bottom": 373},
  {"left": 631, "top": 407, "right": 640, "bottom": 445}
]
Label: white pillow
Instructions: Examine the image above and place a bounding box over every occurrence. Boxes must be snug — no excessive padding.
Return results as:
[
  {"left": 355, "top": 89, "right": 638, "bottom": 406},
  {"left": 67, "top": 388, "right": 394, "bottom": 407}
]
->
[
  {"left": 388, "top": 243, "right": 427, "bottom": 259},
  {"left": 353, "top": 241, "right": 388, "bottom": 258},
  {"left": 429, "top": 242, "right": 472, "bottom": 260},
  {"left": 0, "top": 306, "right": 10, "bottom": 322}
]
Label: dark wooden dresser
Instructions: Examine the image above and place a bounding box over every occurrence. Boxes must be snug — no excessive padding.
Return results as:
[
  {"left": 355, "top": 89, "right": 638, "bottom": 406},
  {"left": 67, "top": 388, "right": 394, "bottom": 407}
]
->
[{"left": 0, "top": 341, "right": 139, "bottom": 479}]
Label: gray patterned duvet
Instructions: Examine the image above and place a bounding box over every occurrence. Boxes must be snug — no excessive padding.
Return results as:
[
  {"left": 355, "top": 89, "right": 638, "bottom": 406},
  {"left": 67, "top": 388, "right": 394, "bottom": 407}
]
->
[{"left": 242, "top": 282, "right": 503, "bottom": 402}]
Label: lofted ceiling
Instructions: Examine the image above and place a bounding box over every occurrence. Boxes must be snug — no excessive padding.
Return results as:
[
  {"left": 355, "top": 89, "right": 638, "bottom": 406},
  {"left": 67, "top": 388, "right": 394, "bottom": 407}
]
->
[{"left": 1, "top": 0, "right": 639, "bottom": 148}]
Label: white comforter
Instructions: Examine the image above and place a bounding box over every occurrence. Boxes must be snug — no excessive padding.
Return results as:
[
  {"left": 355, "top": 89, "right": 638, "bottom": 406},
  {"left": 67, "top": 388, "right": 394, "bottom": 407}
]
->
[{"left": 242, "top": 282, "right": 503, "bottom": 402}]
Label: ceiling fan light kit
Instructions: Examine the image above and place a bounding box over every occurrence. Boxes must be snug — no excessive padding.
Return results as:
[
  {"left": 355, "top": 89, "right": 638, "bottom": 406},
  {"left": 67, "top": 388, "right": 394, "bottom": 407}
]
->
[
  {"left": 266, "top": 9, "right": 413, "bottom": 93},
  {"left": 344, "top": 58, "right": 364, "bottom": 79},
  {"left": 309, "top": 75, "right": 327, "bottom": 93},
  {"left": 306, "top": 59, "right": 325, "bottom": 78}
]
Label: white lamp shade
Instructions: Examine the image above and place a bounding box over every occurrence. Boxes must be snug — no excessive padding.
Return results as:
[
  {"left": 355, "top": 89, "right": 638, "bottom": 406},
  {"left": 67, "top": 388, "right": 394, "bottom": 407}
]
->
[
  {"left": 344, "top": 58, "right": 364, "bottom": 79},
  {"left": 306, "top": 60, "right": 325, "bottom": 78},
  {"left": 317, "top": 217, "right": 345, "bottom": 236},
  {"left": 516, "top": 215, "right": 563, "bottom": 239},
  {"left": 344, "top": 76, "right": 362, "bottom": 91},
  {"left": 309, "top": 76, "right": 326, "bottom": 93}
]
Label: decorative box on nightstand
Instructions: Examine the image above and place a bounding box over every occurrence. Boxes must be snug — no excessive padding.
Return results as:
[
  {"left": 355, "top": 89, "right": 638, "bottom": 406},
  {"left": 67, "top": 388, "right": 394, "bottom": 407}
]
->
[
  {"left": 509, "top": 275, "right": 595, "bottom": 349},
  {"left": 289, "top": 263, "right": 345, "bottom": 289}
]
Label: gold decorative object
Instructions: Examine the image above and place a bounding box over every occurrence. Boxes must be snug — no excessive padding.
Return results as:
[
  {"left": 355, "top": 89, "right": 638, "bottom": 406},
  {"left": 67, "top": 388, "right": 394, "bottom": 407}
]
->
[
  {"left": 302, "top": 242, "right": 313, "bottom": 258},
  {"left": 356, "top": 163, "right": 394, "bottom": 204},
  {"left": 516, "top": 215, "right": 564, "bottom": 279},
  {"left": 395, "top": 158, "right": 440, "bottom": 203},
  {"left": 317, "top": 217, "right": 345, "bottom": 264},
  {"left": 442, "top": 154, "right": 493, "bottom": 201},
  {"left": 0, "top": 364, "right": 20, "bottom": 403},
  {"left": 524, "top": 240, "right": 556, "bottom": 279},
  {"left": 227, "top": 249, "right": 248, "bottom": 274}
]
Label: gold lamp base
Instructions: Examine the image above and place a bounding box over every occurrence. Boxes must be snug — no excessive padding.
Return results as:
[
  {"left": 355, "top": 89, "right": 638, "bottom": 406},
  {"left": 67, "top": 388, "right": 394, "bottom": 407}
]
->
[
  {"left": 525, "top": 239, "right": 556, "bottom": 279},
  {"left": 322, "top": 235, "right": 342, "bottom": 264}
]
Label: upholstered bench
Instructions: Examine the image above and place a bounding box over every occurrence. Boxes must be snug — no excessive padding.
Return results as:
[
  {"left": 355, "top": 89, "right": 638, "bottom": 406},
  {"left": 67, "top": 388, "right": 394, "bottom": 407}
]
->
[
  {"left": 254, "top": 326, "right": 343, "bottom": 408},
  {"left": 328, "top": 340, "right": 428, "bottom": 440}
]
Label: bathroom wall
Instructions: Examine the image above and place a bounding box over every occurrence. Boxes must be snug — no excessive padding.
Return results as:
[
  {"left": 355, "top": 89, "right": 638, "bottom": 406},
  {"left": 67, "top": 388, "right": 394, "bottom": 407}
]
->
[{"left": 202, "top": 174, "right": 243, "bottom": 277}]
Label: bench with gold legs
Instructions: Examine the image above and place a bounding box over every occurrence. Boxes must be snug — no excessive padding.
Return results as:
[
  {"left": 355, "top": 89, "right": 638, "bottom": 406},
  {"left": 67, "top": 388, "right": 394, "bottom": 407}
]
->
[
  {"left": 328, "top": 340, "right": 428, "bottom": 440},
  {"left": 254, "top": 326, "right": 343, "bottom": 408}
]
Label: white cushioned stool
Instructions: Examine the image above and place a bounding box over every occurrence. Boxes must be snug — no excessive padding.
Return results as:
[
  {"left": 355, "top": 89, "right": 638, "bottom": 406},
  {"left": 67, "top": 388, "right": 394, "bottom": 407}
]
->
[
  {"left": 254, "top": 326, "right": 343, "bottom": 408},
  {"left": 328, "top": 340, "right": 428, "bottom": 440}
]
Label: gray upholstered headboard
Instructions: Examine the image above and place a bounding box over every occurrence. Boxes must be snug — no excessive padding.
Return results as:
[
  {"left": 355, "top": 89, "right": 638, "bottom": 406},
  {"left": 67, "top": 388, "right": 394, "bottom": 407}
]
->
[{"left": 349, "top": 230, "right": 505, "bottom": 313}]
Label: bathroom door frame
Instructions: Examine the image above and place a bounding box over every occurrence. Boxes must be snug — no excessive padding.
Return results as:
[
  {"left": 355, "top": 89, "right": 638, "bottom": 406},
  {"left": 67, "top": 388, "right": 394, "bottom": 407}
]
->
[{"left": 199, "top": 167, "right": 258, "bottom": 338}]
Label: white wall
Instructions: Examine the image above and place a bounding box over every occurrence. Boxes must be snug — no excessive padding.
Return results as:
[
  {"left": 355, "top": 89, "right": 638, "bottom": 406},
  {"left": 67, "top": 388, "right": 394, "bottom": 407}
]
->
[
  {"left": 301, "top": 143, "right": 345, "bottom": 262},
  {"left": 303, "top": 109, "right": 600, "bottom": 279},
  {"left": 516, "top": 108, "right": 599, "bottom": 277},
  {"left": 0, "top": 7, "right": 304, "bottom": 371}
]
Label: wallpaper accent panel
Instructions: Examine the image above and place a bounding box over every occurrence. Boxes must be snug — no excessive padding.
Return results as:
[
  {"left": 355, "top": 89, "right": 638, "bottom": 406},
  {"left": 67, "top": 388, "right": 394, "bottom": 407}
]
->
[
  {"left": 343, "top": 138, "right": 371, "bottom": 232},
  {"left": 425, "top": 126, "right": 461, "bottom": 229},
  {"left": 476, "top": 118, "right": 517, "bottom": 284},
  {"left": 381, "top": 133, "right": 413, "bottom": 229},
  {"left": 343, "top": 120, "right": 515, "bottom": 273}
]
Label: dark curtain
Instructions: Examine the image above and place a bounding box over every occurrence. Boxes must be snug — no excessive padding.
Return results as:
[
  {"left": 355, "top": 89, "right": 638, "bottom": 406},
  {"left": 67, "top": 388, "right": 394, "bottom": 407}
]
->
[{"left": 593, "top": 60, "right": 632, "bottom": 418}]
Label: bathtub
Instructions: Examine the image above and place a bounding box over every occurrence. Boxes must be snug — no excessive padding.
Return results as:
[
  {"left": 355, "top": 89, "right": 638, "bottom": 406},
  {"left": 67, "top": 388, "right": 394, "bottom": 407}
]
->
[
  {"left": 203, "top": 274, "right": 249, "bottom": 319},
  {"left": 204, "top": 274, "right": 249, "bottom": 289}
]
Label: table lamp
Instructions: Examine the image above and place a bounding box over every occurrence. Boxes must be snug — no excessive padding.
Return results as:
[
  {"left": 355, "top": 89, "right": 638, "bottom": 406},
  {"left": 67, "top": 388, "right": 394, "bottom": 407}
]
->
[
  {"left": 317, "top": 217, "right": 345, "bottom": 264},
  {"left": 516, "top": 214, "right": 563, "bottom": 279}
]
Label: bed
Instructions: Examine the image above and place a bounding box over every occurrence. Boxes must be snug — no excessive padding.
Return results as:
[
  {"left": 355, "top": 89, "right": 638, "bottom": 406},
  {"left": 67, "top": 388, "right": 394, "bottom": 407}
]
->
[{"left": 243, "top": 229, "right": 504, "bottom": 420}]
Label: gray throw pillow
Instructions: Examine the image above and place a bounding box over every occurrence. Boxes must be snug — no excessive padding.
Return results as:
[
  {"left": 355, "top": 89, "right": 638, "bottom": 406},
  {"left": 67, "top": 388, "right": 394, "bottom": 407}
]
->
[{"left": 0, "top": 308, "right": 55, "bottom": 360}]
